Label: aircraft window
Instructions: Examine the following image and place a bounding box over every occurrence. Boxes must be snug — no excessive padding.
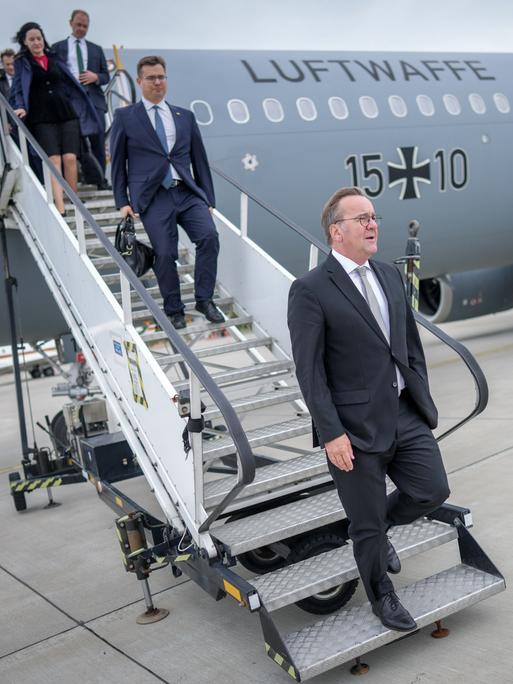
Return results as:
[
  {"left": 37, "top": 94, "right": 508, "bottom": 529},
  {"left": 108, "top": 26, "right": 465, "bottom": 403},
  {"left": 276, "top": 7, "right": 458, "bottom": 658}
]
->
[
  {"left": 328, "top": 97, "right": 349, "bottom": 120},
  {"left": 493, "top": 93, "right": 511, "bottom": 114},
  {"left": 388, "top": 95, "right": 408, "bottom": 118},
  {"left": 296, "top": 97, "right": 317, "bottom": 121},
  {"left": 190, "top": 100, "right": 213, "bottom": 125},
  {"left": 359, "top": 96, "right": 379, "bottom": 119},
  {"left": 416, "top": 94, "right": 435, "bottom": 116},
  {"left": 443, "top": 94, "right": 461, "bottom": 115},
  {"left": 468, "top": 93, "right": 486, "bottom": 115},
  {"left": 263, "top": 98, "right": 284, "bottom": 122},
  {"left": 227, "top": 99, "right": 250, "bottom": 124}
]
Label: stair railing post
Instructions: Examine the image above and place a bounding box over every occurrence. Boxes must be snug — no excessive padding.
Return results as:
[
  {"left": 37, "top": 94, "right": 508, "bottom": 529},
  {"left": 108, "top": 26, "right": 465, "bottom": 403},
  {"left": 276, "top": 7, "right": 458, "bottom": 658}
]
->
[
  {"left": 18, "top": 128, "right": 29, "bottom": 167},
  {"left": 308, "top": 244, "right": 319, "bottom": 270},
  {"left": 75, "top": 207, "right": 87, "bottom": 255},
  {"left": 120, "top": 271, "right": 133, "bottom": 326},
  {"left": 189, "top": 371, "right": 205, "bottom": 524},
  {"left": 42, "top": 162, "right": 54, "bottom": 205},
  {"left": 240, "top": 192, "right": 248, "bottom": 239}
]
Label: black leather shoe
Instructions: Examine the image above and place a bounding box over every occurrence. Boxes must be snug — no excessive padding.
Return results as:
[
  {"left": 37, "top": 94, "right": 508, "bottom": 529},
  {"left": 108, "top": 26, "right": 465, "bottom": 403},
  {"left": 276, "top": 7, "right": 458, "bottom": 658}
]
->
[
  {"left": 195, "top": 300, "right": 224, "bottom": 323},
  {"left": 372, "top": 591, "right": 417, "bottom": 632},
  {"left": 168, "top": 312, "right": 186, "bottom": 329},
  {"left": 386, "top": 538, "right": 401, "bottom": 574},
  {"left": 97, "top": 179, "right": 112, "bottom": 191}
]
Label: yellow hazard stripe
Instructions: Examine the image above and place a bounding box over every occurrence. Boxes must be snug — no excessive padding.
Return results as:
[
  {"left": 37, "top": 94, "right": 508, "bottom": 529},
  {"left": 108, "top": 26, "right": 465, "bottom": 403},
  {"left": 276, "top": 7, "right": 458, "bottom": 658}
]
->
[
  {"left": 265, "top": 643, "right": 298, "bottom": 681},
  {"left": 223, "top": 580, "right": 242, "bottom": 603},
  {"left": 12, "top": 476, "right": 63, "bottom": 492}
]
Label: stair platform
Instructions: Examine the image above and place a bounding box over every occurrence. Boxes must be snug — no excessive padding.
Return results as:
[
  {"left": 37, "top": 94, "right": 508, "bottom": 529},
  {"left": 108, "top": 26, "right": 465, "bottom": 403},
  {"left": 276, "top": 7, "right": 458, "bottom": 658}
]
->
[
  {"left": 252, "top": 519, "right": 457, "bottom": 612},
  {"left": 283, "top": 564, "right": 504, "bottom": 681},
  {"left": 204, "top": 450, "right": 327, "bottom": 509},
  {"left": 203, "top": 416, "right": 311, "bottom": 462}
]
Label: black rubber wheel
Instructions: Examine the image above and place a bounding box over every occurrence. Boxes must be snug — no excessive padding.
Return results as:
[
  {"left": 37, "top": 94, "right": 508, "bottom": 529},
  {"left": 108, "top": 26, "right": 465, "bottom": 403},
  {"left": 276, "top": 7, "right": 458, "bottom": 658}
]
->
[
  {"left": 50, "top": 410, "right": 70, "bottom": 457},
  {"left": 237, "top": 546, "right": 287, "bottom": 574},
  {"left": 288, "top": 532, "right": 358, "bottom": 614},
  {"left": 9, "top": 472, "right": 27, "bottom": 512},
  {"left": 30, "top": 366, "right": 42, "bottom": 379},
  {"left": 43, "top": 366, "right": 55, "bottom": 377}
]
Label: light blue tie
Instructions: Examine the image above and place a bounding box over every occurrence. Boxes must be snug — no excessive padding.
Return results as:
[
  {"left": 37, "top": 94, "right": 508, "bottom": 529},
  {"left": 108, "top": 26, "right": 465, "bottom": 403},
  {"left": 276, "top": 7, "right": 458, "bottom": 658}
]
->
[{"left": 152, "top": 105, "right": 173, "bottom": 189}]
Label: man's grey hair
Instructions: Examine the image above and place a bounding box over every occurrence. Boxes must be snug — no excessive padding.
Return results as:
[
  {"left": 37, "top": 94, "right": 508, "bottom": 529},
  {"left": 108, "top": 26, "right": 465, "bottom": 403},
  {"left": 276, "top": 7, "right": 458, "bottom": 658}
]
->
[{"left": 321, "top": 186, "right": 365, "bottom": 245}]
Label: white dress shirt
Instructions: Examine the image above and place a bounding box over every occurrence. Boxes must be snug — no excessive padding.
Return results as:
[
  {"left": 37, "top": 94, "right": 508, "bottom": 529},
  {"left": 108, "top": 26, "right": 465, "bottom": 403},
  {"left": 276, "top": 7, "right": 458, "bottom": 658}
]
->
[
  {"left": 67, "top": 35, "right": 88, "bottom": 80},
  {"left": 331, "top": 250, "right": 405, "bottom": 393},
  {"left": 141, "top": 97, "right": 181, "bottom": 180}
]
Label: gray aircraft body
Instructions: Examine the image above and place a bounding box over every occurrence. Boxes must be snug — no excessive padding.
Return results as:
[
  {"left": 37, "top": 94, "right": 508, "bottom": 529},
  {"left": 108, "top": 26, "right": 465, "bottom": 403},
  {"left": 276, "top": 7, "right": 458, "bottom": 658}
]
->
[{"left": 2, "top": 49, "right": 513, "bottom": 345}]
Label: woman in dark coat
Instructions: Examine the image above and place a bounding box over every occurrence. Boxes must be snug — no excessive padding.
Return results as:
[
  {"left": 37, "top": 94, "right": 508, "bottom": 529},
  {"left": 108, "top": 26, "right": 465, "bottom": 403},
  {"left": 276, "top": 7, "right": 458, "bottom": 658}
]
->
[{"left": 10, "top": 22, "right": 100, "bottom": 214}]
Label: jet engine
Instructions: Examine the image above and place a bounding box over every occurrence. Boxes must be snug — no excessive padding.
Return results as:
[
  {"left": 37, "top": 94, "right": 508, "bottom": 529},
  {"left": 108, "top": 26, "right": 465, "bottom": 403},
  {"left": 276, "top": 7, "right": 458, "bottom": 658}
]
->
[{"left": 419, "top": 265, "right": 513, "bottom": 323}]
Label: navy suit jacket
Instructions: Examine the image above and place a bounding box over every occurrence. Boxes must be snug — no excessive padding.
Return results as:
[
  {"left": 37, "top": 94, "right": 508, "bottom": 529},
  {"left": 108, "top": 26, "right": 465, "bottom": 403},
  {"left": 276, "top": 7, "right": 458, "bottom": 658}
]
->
[
  {"left": 288, "top": 254, "right": 437, "bottom": 453},
  {"left": 110, "top": 101, "right": 215, "bottom": 214},
  {"left": 52, "top": 39, "right": 109, "bottom": 111},
  {"left": 10, "top": 52, "right": 100, "bottom": 137}
]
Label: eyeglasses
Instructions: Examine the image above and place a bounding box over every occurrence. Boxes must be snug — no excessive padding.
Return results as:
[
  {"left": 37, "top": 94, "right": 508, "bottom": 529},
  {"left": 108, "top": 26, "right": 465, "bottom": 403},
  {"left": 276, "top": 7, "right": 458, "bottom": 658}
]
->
[
  {"left": 334, "top": 214, "right": 382, "bottom": 228},
  {"left": 142, "top": 75, "right": 168, "bottom": 83}
]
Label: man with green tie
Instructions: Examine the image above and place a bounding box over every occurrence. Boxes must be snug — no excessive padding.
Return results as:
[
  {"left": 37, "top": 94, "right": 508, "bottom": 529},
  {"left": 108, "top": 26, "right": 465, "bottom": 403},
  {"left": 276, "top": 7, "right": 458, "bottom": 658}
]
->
[{"left": 53, "top": 9, "right": 110, "bottom": 187}]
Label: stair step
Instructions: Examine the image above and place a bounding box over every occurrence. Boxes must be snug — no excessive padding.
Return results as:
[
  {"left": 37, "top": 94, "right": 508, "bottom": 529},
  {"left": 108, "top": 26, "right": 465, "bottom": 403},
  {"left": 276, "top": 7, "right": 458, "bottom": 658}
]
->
[
  {"left": 77, "top": 188, "right": 113, "bottom": 199},
  {"left": 204, "top": 450, "right": 327, "bottom": 509},
  {"left": 154, "top": 336, "right": 273, "bottom": 366},
  {"left": 113, "top": 282, "right": 195, "bottom": 300},
  {"left": 203, "top": 416, "right": 311, "bottom": 462},
  {"left": 252, "top": 519, "right": 457, "bottom": 612},
  {"left": 283, "top": 564, "right": 505, "bottom": 681},
  {"left": 66, "top": 197, "right": 116, "bottom": 210},
  {"left": 172, "top": 359, "right": 293, "bottom": 392},
  {"left": 141, "top": 314, "right": 253, "bottom": 343},
  {"left": 211, "top": 489, "right": 343, "bottom": 555},
  {"left": 99, "top": 262, "right": 193, "bottom": 280},
  {"left": 132, "top": 296, "right": 234, "bottom": 323},
  {"left": 204, "top": 387, "right": 303, "bottom": 422}
]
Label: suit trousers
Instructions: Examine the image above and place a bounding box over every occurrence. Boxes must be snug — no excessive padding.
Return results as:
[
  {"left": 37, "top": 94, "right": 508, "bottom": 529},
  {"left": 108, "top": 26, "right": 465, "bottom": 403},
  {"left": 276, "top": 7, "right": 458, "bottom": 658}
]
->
[
  {"left": 327, "top": 390, "right": 450, "bottom": 604},
  {"left": 89, "top": 106, "right": 106, "bottom": 172},
  {"left": 140, "top": 184, "right": 220, "bottom": 315}
]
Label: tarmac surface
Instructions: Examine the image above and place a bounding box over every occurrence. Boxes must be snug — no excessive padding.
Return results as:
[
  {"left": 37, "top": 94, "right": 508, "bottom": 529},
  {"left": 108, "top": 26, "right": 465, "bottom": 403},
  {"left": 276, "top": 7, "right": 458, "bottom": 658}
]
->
[{"left": 0, "top": 309, "right": 512, "bottom": 684}]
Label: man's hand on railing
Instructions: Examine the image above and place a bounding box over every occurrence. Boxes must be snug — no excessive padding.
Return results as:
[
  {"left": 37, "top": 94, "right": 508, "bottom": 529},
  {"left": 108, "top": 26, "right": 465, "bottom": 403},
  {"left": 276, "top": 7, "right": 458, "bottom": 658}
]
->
[
  {"left": 14, "top": 109, "right": 27, "bottom": 118},
  {"left": 120, "top": 205, "right": 136, "bottom": 219}
]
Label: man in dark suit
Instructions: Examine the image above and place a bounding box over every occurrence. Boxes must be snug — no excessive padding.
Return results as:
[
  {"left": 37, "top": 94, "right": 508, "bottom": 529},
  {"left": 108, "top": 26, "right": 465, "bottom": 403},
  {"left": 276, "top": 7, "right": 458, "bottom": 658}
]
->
[
  {"left": 53, "top": 9, "right": 110, "bottom": 185},
  {"left": 110, "top": 55, "right": 223, "bottom": 330},
  {"left": 287, "top": 187, "right": 450, "bottom": 632},
  {"left": 0, "top": 49, "right": 15, "bottom": 99}
]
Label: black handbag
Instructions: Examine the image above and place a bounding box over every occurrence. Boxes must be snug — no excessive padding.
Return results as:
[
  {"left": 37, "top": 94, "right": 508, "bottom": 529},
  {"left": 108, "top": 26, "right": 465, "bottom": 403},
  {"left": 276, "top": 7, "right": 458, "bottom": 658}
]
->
[{"left": 114, "top": 215, "right": 155, "bottom": 277}]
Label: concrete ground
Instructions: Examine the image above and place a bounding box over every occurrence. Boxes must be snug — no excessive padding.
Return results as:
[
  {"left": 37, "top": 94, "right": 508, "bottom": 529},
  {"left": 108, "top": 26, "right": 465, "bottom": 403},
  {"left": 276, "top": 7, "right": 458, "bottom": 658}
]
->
[{"left": 0, "top": 310, "right": 512, "bottom": 684}]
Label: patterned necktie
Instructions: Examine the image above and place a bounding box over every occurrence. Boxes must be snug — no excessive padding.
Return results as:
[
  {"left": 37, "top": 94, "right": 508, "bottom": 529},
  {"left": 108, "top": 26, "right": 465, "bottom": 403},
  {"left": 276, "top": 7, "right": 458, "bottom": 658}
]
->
[
  {"left": 152, "top": 105, "right": 173, "bottom": 189},
  {"left": 75, "top": 39, "right": 85, "bottom": 73},
  {"left": 356, "top": 266, "right": 389, "bottom": 343}
]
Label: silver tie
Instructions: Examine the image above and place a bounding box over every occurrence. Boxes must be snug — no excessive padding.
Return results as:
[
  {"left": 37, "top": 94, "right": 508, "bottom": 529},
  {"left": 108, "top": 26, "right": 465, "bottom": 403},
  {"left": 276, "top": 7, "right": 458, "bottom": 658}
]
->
[{"left": 356, "top": 266, "right": 389, "bottom": 343}]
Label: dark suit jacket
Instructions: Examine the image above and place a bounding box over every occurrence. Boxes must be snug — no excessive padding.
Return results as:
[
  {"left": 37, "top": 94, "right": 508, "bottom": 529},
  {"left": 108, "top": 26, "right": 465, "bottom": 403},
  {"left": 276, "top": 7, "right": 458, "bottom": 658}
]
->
[
  {"left": 110, "top": 100, "right": 215, "bottom": 214},
  {"left": 10, "top": 52, "right": 100, "bottom": 137},
  {"left": 52, "top": 39, "right": 109, "bottom": 111},
  {"left": 0, "top": 72, "right": 11, "bottom": 100},
  {"left": 287, "top": 253, "right": 437, "bottom": 453}
]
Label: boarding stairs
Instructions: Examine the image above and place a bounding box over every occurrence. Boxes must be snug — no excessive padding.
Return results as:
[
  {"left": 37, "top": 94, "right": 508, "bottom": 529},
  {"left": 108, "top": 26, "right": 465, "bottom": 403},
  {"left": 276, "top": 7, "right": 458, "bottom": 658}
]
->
[{"left": 0, "top": 94, "right": 505, "bottom": 681}]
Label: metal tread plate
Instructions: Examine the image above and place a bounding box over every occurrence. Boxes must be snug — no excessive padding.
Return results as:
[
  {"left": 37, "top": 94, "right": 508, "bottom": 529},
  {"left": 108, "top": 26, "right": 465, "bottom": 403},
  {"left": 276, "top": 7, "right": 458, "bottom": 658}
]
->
[
  {"left": 284, "top": 564, "right": 505, "bottom": 680},
  {"left": 204, "top": 450, "right": 327, "bottom": 508},
  {"left": 251, "top": 519, "right": 457, "bottom": 612},
  {"left": 172, "top": 359, "right": 292, "bottom": 392},
  {"left": 154, "top": 336, "right": 273, "bottom": 366},
  {"left": 211, "top": 489, "right": 344, "bottom": 555},
  {"left": 140, "top": 315, "right": 253, "bottom": 343},
  {"left": 203, "top": 416, "right": 311, "bottom": 461},
  {"left": 204, "top": 387, "right": 303, "bottom": 422},
  {"left": 132, "top": 296, "right": 233, "bottom": 322}
]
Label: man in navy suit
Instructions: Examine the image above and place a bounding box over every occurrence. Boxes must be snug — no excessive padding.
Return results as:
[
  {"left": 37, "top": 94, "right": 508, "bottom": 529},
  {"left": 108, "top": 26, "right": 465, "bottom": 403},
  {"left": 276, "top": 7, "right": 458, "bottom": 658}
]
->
[
  {"left": 288, "top": 187, "right": 450, "bottom": 632},
  {"left": 53, "top": 9, "right": 110, "bottom": 185},
  {"left": 110, "top": 55, "right": 223, "bottom": 329}
]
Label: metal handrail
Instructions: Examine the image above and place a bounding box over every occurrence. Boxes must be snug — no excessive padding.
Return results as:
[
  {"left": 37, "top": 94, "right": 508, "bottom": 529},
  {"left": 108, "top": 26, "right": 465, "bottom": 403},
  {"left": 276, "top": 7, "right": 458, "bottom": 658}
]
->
[
  {"left": 210, "top": 165, "right": 489, "bottom": 440},
  {"left": 0, "top": 94, "right": 255, "bottom": 535},
  {"left": 104, "top": 67, "right": 136, "bottom": 137}
]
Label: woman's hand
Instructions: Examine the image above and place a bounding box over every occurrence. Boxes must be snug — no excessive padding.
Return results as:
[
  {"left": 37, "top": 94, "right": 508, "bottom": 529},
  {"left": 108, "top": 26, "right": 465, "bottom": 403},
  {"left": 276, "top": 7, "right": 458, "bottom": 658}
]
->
[{"left": 14, "top": 108, "right": 26, "bottom": 118}]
